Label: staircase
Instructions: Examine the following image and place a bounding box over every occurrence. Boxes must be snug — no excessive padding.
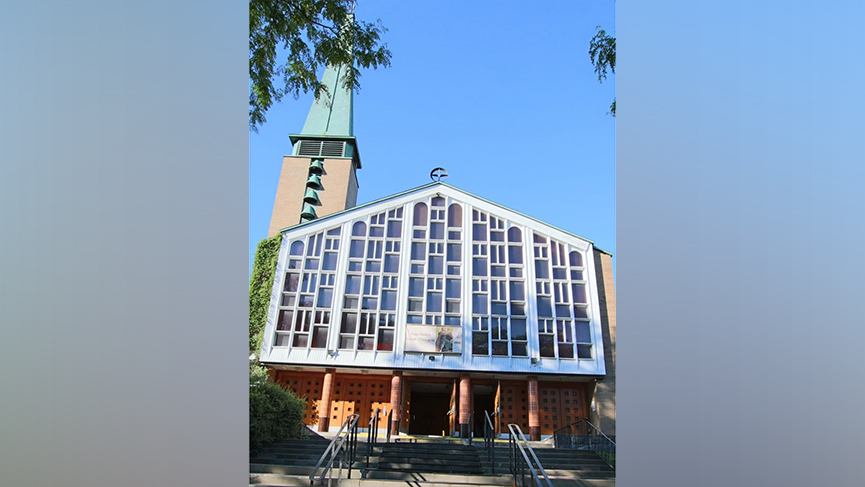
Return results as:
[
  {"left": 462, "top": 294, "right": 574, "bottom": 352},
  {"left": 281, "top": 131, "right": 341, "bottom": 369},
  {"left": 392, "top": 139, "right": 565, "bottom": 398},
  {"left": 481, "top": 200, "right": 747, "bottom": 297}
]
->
[
  {"left": 250, "top": 435, "right": 615, "bottom": 486},
  {"left": 480, "top": 444, "right": 615, "bottom": 485}
]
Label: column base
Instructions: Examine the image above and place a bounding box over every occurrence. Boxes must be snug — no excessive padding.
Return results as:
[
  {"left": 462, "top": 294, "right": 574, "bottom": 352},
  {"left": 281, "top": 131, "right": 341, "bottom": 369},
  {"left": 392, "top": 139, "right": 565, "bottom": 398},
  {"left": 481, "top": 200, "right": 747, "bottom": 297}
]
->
[
  {"left": 529, "top": 426, "right": 540, "bottom": 441},
  {"left": 459, "top": 422, "right": 470, "bottom": 439},
  {"left": 390, "top": 419, "right": 400, "bottom": 436},
  {"left": 317, "top": 417, "right": 330, "bottom": 432}
]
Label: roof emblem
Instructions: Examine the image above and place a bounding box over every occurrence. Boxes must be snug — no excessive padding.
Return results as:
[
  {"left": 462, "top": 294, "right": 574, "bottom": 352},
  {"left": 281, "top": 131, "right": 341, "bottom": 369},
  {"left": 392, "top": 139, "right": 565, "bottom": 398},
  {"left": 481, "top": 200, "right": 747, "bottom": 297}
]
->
[{"left": 430, "top": 167, "right": 448, "bottom": 182}]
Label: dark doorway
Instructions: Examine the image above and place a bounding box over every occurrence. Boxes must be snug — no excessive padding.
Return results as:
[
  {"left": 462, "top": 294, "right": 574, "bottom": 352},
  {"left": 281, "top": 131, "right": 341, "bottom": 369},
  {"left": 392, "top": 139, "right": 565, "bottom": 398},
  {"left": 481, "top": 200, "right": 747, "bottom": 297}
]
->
[
  {"left": 473, "top": 384, "right": 495, "bottom": 437},
  {"left": 408, "top": 382, "right": 451, "bottom": 436}
]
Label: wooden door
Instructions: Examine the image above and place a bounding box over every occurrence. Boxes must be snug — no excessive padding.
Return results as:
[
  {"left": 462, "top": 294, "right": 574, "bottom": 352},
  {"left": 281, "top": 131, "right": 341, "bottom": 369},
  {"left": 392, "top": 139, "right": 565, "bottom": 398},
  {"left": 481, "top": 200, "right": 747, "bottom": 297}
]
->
[{"left": 493, "top": 380, "right": 501, "bottom": 436}]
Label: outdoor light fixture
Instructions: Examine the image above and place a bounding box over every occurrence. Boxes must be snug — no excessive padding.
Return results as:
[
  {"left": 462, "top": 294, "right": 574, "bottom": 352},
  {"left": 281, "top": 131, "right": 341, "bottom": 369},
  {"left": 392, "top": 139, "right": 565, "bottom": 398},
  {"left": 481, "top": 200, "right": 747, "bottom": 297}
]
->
[{"left": 428, "top": 355, "right": 436, "bottom": 361}]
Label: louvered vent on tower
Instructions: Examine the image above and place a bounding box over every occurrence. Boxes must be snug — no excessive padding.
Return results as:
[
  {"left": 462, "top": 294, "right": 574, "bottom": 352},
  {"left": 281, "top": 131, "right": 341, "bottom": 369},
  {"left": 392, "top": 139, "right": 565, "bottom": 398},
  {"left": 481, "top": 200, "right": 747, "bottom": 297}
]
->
[{"left": 297, "top": 140, "right": 346, "bottom": 158}]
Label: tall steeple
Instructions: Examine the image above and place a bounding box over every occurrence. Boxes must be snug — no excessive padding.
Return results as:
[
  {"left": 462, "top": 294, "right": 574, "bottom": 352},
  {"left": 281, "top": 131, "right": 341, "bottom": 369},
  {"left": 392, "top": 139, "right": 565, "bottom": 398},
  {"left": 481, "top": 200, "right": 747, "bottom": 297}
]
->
[
  {"left": 267, "top": 12, "right": 363, "bottom": 237},
  {"left": 299, "top": 62, "right": 353, "bottom": 137}
]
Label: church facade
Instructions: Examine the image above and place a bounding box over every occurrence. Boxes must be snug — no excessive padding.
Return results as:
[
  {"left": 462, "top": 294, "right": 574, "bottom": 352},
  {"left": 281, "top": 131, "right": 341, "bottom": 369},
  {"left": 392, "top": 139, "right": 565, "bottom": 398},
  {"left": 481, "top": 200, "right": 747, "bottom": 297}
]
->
[{"left": 258, "top": 46, "right": 615, "bottom": 441}]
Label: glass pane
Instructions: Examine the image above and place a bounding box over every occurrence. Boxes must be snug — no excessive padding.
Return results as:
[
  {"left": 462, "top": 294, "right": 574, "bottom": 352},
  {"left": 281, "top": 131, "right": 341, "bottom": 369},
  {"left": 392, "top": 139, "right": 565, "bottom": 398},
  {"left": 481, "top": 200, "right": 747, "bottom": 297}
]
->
[
  {"left": 407, "top": 314, "right": 423, "bottom": 324},
  {"left": 377, "top": 329, "right": 394, "bottom": 351},
  {"left": 429, "top": 256, "right": 444, "bottom": 274},
  {"left": 348, "top": 261, "right": 362, "bottom": 272},
  {"left": 473, "top": 224, "right": 487, "bottom": 241},
  {"left": 511, "top": 341, "right": 527, "bottom": 356},
  {"left": 576, "top": 322, "right": 591, "bottom": 343},
  {"left": 446, "top": 279, "right": 461, "bottom": 298},
  {"left": 281, "top": 294, "right": 296, "bottom": 307},
  {"left": 285, "top": 273, "right": 299, "bottom": 292},
  {"left": 509, "top": 267, "right": 523, "bottom": 278},
  {"left": 491, "top": 302, "right": 507, "bottom": 315},
  {"left": 339, "top": 336, "right": 355, "bottom": 349},
  {"left": 569, "top": 251, "right": 583, "bottom": 267},
  {"left": 288, "top": 259, "right": 301, "bottom": 269},
  {"left": 384, "top": 254, "right": 400, "bottom": 273},
  {"left": 510, "top": 302, "right": 525, "bottom": 315},
  {"left": 350, "top": 240, "right": 364, "bottom": 258},
  {"left": 322, "top": 252, "right": 338, "bottom": 270},
  {"left": 558, "top": 343, "right": 574, "bottom": 358},
  {"left": 447, "top": 243, "right": 461, "bottom": 262},
  {"left": 357, "top": 336, "right": 375, "bottom": 351},
  {"left": 369, "top": 226, "right": 384, "bottom": 237},
  {"left": 361, "top": 297, "right": 377, "bottom": 310},
  {"left": 293, "top": 334, "right": 308, "bottom": 348},
  {"left": 409, "top": 278, "right": 424, "bottom": 297},
  {"left": 577, "top": 344, "right": 592, "bottom": 359},
  {"left": 572, "top": 284, "right": 587, "bottom": 303},
  {"left": 509, "top": 281, "right": 525, "bottom": 301},
  {"left": 448, "top": 204, "right": 462, "bottom": 227},
  {"left": 446, "top": 300, "right": 460, "bottom": 313},
  {"left": 387, "top": 220, "right": 402, "bottom": 238},
  {"left": 508, "top": 246, "right": 523, "bottom": 264},
  {"left": 317, "top": 288, "right": 333, "bottom": 308},
  {"left": 290, "top": 241, "right": 304, "bottom": 255},
  {"left": 491, "top": 265, "right": 506, "bottom": 277},
  {"left": 413, "top": 229, "right": 426, "bottom": 239},
  {"left": 413, "top": 203, "right": 428, "bottom": 226},
  {"left": 492, "top": 341, "right": 508, "bottom": 356},
  {"left": 431, "top": 196, "right": 445, "bottom": 207},
  {"left": 277, "top": 310, "right": 293, "bottom": 331},
  {"left": 553, "top": 268, "right": 567, "bottom": 280},
  {"left": 556, "top": 304, "right": 571, "bottom": 317},
  {"left": 352, "top": 221, "right": 366, "bottom": 237},
  {"left": 472, "top": 333, "right": 489, "bottom": 355},
  {"left": 537, "top": 296, "right": 552, "bottom": 317},
  {"left": 507, "top": 227, "right": 522, "bottom": 242},
  {"left": 365, "top": 261, "right": 381, "bottom": 273},
  {"left": 573, "top": 306, "right": 589, "bottom": 319},
  {"left": 535, "top": 260, "right": 549, "bottom": 279},
  {"left": 472, "top": 258, "right": 487, "bottom": 276},
  {"left": 311, "top": 326, "right": 328, "bottom": 348},
  {"left": 430, "top": 222, "right": 444, "bottom": 240},
  {"left": 511, "top": 319, "right": 527, "bottom": 340},
  {"left": 344, "top": 296, "right": 358, "bottom": 309},
  {"left": 275, "top": 334, "right": 290, "bottom": 347},
  {"left": 490, "top": 231, "right": 504, "bottom": 242},
  {"left": 408, "top": 299, "right": 423, "bottom": 312},
  {"left": 539, "top": 335, "right": 555, "bottom": 357},
  {"left": 445, "top": 315, "right": 461, "bottom": 326},
  {"left": 345, "top": 275, "right": 361, "bottom": 294},
  {"left": 472, "top": 294, "right": 488, "bottom": 315},
  {"left": 447, "top": 265, "right": 460, "bottom": 275},
  {"left": 411, "top": 242, "right": 425, "bottom": 261},
  {"left": 299, "top": 295, "right": 314, "bottom": 307},
  {"left": 341, "top": 313, "right": 357, "bottom": 333},
  {"left": 571, "top": 269, "right": 584, "bottom": 281},
  {"left": 381, "top": 290, "right": 397, "bottom": 310},
  {"left": 426, "top": 292, "right": 442, "bottom": 312}
]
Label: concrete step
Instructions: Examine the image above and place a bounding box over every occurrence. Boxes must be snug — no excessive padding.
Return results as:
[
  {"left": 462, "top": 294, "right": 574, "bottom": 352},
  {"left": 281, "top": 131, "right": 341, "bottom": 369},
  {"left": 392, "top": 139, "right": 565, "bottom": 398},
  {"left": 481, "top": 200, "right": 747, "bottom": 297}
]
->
[
  {"left": 375, "top": 463, "right": 485, "bottom": 474},
  {"left": 251, "top": 472, "right": 514, "bottom": 486}
]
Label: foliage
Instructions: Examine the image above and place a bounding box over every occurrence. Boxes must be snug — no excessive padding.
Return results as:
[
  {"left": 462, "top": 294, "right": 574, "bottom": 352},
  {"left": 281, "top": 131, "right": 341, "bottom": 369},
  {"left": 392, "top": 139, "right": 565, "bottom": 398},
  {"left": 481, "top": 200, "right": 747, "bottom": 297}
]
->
[
  {"left": 249, "top": 361, "right": 308, "bottom": 455},
  {"left": 588, "top": 26, "right": 616, "bottom": 117},
  {"left": 250, "top": 0, "right": 392, "bottom": 131},
  {"left": 250, "top": 234, "right": 283, "bottom": 354}
]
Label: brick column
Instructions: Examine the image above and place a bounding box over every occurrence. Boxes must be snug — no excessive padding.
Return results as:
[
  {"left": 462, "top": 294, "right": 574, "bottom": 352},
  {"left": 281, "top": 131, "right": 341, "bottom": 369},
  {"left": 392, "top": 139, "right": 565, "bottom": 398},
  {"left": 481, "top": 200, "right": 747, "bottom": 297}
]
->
[
  {"left": 527, "top": 376, "right": 540, "bottom": 440},
  {"left": 389, "top": 371, "right": 402, "bottom": 435},
  {"left": 459, "top": 374, "right": 472, "bottom": 439},
  {"left": 317, "top": 368, "right": 336, "bottom": 432}
]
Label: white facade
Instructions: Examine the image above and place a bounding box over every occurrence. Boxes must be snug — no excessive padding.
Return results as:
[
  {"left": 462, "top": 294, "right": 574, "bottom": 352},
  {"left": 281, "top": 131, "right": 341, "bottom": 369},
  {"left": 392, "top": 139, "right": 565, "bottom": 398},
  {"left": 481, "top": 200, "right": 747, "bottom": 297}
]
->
[{"left": 260, "top": 183, "right": 606, "bottom": 377}]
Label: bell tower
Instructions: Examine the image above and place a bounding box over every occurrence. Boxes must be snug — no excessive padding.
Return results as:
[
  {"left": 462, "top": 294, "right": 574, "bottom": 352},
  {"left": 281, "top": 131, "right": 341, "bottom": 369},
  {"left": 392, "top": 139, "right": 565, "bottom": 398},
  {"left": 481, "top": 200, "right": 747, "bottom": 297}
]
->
[{"left": 267, "top": 14, "right": 362, "bottom": 237}]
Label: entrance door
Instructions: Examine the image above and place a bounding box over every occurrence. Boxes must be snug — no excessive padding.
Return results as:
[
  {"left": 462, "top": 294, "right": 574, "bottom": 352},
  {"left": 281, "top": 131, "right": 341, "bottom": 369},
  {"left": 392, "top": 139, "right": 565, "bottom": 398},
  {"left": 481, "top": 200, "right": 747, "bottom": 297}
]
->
[
  {"left": 472, "top": 384, "right": 495, "bottom": 437},
  {"left": 407, "top": 382, "right": 451, "bottom": 435}
]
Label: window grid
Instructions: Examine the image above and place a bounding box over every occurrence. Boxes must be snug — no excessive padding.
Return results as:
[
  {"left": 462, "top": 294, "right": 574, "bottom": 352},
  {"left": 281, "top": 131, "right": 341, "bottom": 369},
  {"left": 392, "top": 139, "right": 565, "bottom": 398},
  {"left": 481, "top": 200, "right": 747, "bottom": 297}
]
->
[
  {"left": 471, "top": 210, "right": 527, "bottom": 357},
  {"left": 533, "top": 233, "right": 593, "bottom": 360},
  {"left": 407, "top": 198, "right": 462, "bottom": 327},
  {"left": 339, "top": 208, "right": 403, "bottom": 351},
  {"left": 275, "top": 227, "right": 341, "bottom": 349}
]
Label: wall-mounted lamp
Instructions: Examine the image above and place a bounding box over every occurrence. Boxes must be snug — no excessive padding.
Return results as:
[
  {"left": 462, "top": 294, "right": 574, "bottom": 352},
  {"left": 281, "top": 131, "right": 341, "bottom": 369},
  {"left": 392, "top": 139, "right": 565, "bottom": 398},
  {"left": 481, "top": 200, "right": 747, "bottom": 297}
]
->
[
  {"left": 428, "top": 355, "right": 436, "bottom": 361},
  {"left": 327, "top": 350, "right": 337, "bottom": 357},
  {"left": 530, "top": 358, "right": 539, "bottom": 365}
]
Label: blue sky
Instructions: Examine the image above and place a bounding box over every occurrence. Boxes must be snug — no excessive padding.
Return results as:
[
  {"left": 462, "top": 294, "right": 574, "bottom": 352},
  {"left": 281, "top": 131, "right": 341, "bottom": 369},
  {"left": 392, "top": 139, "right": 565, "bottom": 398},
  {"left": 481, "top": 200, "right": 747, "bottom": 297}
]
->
[{"left": 250, "top": 0, "right": 616, "bottom": 276}]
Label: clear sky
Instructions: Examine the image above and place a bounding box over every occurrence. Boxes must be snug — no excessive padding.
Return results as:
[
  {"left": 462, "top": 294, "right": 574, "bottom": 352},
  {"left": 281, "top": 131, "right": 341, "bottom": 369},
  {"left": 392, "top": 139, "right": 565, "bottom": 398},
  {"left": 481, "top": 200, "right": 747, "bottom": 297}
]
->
[{"left": 250, "top": 0, "right": 616, "bottom": 276}]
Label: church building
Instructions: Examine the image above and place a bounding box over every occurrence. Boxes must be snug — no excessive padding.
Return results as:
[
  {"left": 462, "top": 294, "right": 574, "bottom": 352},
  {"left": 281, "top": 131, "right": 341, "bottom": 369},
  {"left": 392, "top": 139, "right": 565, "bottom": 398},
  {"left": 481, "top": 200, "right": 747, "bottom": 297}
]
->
[{"left": 258, "top": 50, "right": 616, "bottom": 442}]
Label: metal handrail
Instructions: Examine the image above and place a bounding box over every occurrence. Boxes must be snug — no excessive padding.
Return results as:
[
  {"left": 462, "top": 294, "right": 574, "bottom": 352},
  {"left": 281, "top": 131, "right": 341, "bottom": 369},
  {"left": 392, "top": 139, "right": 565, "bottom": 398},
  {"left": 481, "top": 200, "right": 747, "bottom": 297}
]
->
[
  {"left": 483, "top": 410, "right": 496, "bottom": 475},
  {"left": 507, "top": 424, "right": 553, "bottom": 487},
  {"left": 309, "top": 413, "right": 360, "bottom": 486},
  {"left": 385, "top": 408, "right": 393, "bottom": 443},
  {"left": 552, "top": 418, "right": 616, "bottom": 469},
  {"left": 365, "top": 408, "right": 381, "bottom": 472}
]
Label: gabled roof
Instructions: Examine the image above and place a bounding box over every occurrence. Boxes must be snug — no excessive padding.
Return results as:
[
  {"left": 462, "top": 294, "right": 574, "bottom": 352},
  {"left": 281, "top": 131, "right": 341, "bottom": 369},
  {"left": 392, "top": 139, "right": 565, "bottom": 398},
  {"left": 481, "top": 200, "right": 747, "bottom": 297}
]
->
[{"left": 279, "top": 182, "right": 612, "bottom": 255}]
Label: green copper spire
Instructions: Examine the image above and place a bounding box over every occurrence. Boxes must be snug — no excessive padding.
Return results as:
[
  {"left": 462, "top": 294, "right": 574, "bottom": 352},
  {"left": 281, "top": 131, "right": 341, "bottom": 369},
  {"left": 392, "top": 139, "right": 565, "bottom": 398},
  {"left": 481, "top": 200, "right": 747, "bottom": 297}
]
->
[{"left": 300, "top": 14, "right": 354, "bottom": 137}]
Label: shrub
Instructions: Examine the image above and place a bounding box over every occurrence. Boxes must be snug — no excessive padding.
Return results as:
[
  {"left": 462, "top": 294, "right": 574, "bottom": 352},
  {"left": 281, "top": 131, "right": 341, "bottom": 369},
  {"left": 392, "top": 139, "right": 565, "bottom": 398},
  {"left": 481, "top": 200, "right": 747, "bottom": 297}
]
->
[{"left": 249, "top": 362, "right": 307, "bottom": 455}]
